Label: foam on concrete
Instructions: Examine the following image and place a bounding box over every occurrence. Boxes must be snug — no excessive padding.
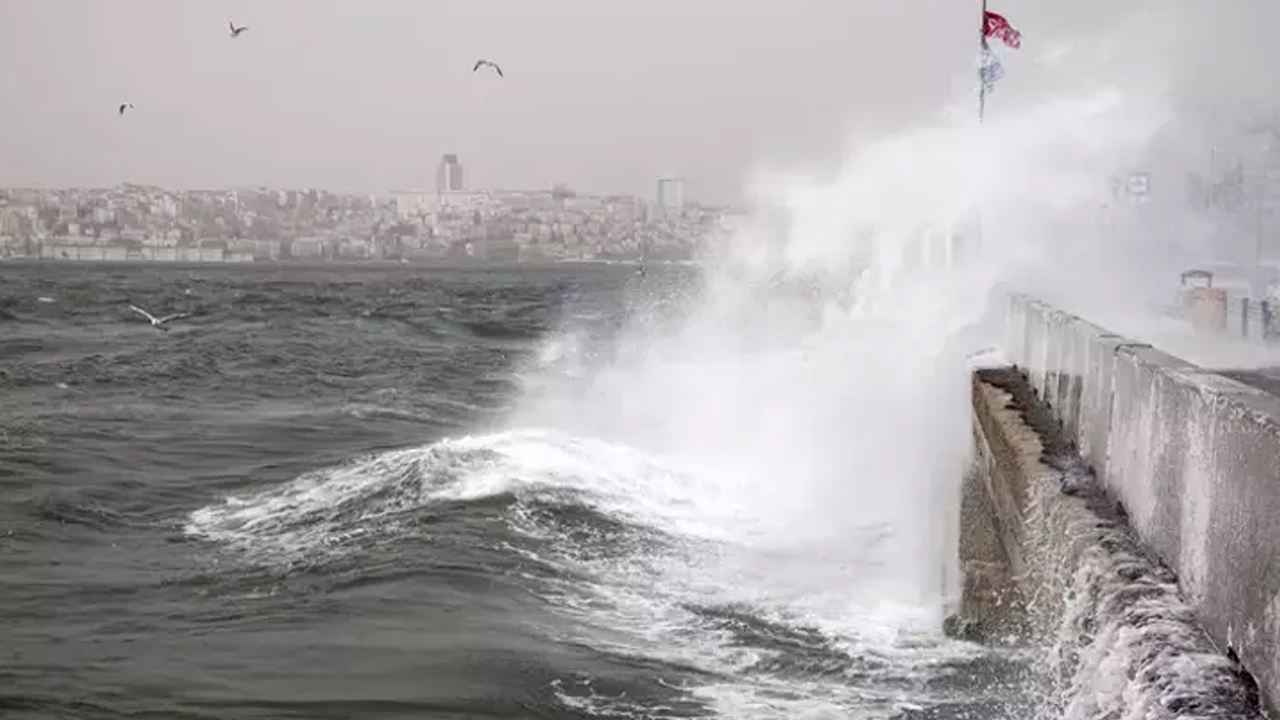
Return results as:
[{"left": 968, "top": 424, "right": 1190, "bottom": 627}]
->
[
  {"left": 1005, "top": 294, "right": 1280, "bottom": 716},
  {"left": 962, "top": 367, "right": 1265, "bottom": 719}
]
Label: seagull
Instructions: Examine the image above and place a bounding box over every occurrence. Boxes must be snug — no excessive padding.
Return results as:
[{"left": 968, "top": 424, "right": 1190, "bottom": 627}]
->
[
  {"left": 118, "top": 102, "right": 134, "bottom": 116},
  {"left": 229, "top": 20, "right": 249, "bottom": 38},
  {"left": 472, "top": 59, "right": 504, "bottom": 78},
  {"left": 129, "top": 304, "right": 187, "bottom": 329}
]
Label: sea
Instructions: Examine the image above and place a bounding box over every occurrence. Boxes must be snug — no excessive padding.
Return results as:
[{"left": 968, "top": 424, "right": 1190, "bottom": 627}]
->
[{"left": 1, "top": 262, "right": 1041, "bottom": 720}]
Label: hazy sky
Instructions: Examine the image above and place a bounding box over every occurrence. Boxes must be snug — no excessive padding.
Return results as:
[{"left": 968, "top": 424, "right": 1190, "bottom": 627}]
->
[{"left": 1, "top": 1, "right": 1276, "bottom": 202}]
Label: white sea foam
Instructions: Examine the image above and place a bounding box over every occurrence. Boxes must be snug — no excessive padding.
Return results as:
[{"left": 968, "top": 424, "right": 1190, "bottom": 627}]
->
[
  {"left": 1017, "top": 448, "right": 1265, "bottom": 719},
  {"left": 497, "top": 8, "right": 1276, "bottom": 717},
  {"left": 511, "top": 53, "right": 1177, "bottom": 633},
  {"left": 188, "top": 3, "right": 1276, "bottom": 716}
]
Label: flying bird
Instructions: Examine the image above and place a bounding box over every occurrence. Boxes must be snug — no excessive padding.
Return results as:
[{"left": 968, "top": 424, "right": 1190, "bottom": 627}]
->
[
  {"left": 472, "top": 60, "right": 503, "bottom": 78},
  {"left": 129, "top": 304, "right": 188, "bottom": 329},
  {"left": 118, "top": 103, "right": 134, "bottom": 116},
  {"left": 229, "top": 20, "right": 249, "bottom": 38}
]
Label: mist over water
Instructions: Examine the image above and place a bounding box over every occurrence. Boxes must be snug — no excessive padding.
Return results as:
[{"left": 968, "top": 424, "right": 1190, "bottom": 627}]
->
[
  {"left": 521, "top": 52, "right": 1165, "bottom": 594},
  {"left": 153, "top": 11, "right": 1280, "bottom": 716},
  {"left": 490, "top": 11, "right": 1280, "bottom": 713},
  {"left": 11, "top": 5, "right": 1274, "bottom": 719}
]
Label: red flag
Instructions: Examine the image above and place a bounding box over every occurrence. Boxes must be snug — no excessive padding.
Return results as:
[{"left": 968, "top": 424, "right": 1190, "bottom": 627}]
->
[{"left": 983, "top": 10, "right": 1022, "bottom": 50}]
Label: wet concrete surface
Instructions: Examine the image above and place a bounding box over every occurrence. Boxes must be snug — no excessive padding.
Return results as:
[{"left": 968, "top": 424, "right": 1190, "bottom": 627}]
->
[{"left": 1218, "top": 367, "right": 1280, "bottom": 396}]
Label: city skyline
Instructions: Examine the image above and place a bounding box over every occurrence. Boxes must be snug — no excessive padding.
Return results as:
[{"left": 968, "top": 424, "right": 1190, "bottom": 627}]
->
[
  {"left": 0, "top": 0, "right": 1010, "bottom": 204},
  {"left": 4, "top": 2, "right": 1279, "bottom": 204},
  {"left": 0, "top": 179, "right": 730, "bottom": 266},
  {"left": 0, "top": 150, "right": 697, "bottom": 210},
  {"left": 0, "top": 172, "right": 700, "bottom": 208}
]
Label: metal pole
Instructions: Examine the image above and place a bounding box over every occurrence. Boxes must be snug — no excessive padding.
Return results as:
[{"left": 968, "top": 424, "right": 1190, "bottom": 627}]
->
[
  {"left": 1255, "top": 202, "right": 1264, "bottom": 299},
  {"left": 968, "top": 0, "right": 989, "bottom": 263},
  {"left": 978, "top": 0, "right": 988, "bottom": 124}
]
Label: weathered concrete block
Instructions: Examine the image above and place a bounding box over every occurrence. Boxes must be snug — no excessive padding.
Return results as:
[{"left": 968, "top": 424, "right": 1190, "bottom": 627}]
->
[
  {"left": 1190, "top": 382, "right": 1280, "bottom": 706},
  {"left": 1003, "top": 293, "right": 1280, "bottom": 715},
  {"left": 1076, "top": 329, "right": 1128, "bottom": 479},
  {"left": 1102, "top": 346, "right": 1196, "bottom": 560},
  {"left": 963, "top": 366, "right": 1267, "bottom": 718}
]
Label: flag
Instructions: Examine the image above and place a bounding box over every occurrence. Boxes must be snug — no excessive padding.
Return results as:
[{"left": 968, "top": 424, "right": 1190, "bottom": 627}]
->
[
  {"left": 979, "top": 45, "right": 1004, "bottom": 94},
  {"left": 983, "top": 10, "right": 1022, "bottom": 50}
]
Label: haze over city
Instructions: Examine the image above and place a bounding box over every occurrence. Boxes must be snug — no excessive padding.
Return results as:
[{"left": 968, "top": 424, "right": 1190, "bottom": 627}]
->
[
  {"left": 4, "top": 0, "right": 1271, "bottom": 203},
  {"left": 3, "top": 1, "right": 1280, "bottom": 270},
  {"left": 10, "top": 1, "right": 1280, "bottom": 719}
]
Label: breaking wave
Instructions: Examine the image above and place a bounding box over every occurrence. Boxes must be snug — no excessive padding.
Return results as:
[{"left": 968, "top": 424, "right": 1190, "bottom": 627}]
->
[{"left": 181, "top": 7, "right": 1257, "bottom": 717}]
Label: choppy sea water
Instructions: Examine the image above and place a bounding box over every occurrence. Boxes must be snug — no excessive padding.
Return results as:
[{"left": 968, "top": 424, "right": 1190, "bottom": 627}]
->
[{"left": 1, "top": 262, "right": 1039, "bottom": 720}]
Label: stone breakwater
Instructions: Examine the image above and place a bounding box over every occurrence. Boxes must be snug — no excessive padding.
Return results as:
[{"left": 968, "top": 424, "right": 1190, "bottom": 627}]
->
[
  {"left": 956, "top": 367, "right": 1265, "bottom": 719},
  {"left": 1005, "top": 293, "right": 1280, "bottom": 716}
]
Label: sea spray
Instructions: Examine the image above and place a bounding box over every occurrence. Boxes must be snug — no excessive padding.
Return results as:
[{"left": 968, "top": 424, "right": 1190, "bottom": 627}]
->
[
  {"left": 1028, "top": 476, "right": 1265, "bottom": 720},
  {"left": 971, "top": 370, "right": 1267, "bottom": 720},
  {"left": 512, "top": 74, "right": 1178, "bottom": 631}
]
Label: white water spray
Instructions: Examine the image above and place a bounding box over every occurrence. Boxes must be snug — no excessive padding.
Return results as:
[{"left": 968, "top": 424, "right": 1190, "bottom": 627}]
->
[
  {"left": 512, "top": 67, "right": 1187, "bottom": 640},
  {"left": 186, "top": 6, "right": 1279, "bottom": 716}
]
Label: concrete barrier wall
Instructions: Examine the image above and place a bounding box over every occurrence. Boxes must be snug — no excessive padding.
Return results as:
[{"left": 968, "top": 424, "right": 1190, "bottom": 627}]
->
[
  {"left": 1005, "top": 294, "right": 1280, "bottom": 714},
  {"left": 960, "top": 368, "right": 1265, "bottom": 717}
]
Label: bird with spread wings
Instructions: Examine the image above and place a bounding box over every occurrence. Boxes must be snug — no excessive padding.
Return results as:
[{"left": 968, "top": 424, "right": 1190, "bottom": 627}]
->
[
  {"left": 129, "top": 304, "right": 188, "bottom": 329},
  {"left": 472, "top": 59, "right": 503, "bottom": 78}
]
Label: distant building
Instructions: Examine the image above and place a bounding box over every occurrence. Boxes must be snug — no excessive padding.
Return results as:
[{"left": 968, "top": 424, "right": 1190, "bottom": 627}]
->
[
  {"left": 290, "top": 236, "right": 326, "bottom": 259},
  {"left": 228, "top": 238, "right": 281, "bottom": 260},
  {"left": 437, "top": 154, "right": 465, "bottom": 196},
  {"left": 392, "top": 189, "right": 434, "bottom": 219},
  {"left": 1, "top": 207, "right": 31, "bottom": 237},
  {"left": 656, "top": 176, "right": 684, "bottom": 217},
  {"left": 435, "top": 189, "right": 485, "bottom": 210},
  {"left": 482, "top": 235, "right": 521, "bottom": 263}
]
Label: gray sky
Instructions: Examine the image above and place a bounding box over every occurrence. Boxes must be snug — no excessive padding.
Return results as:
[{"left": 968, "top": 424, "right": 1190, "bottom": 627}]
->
[{"left": 1, "top": 1, "right": 1276, "bottom": 202}]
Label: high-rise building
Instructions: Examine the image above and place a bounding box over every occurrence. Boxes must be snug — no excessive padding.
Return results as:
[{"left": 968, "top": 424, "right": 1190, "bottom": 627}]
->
[
  {"left": 656, "top": 176, "right": 684, "bottom": 217},
  {"left": 437, "top": 154, "right": 465, "bottom": 195}
]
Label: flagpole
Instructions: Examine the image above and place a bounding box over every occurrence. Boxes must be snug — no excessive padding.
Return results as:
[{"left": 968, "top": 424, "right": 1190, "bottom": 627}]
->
[
  {"left": 971, "top": 0, "right": 989, "bottom": 265},
  {"left": 978, "top": 0, "right": 988, "bottom": 124}
]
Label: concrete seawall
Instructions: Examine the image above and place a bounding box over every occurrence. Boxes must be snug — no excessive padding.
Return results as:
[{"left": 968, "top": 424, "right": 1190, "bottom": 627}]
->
[
  {"left": 956, "top": 294, "right": 1280, "bottom": 716},
  {"left": 957, "top": 366, "right": 1265, "bottom": 718}
]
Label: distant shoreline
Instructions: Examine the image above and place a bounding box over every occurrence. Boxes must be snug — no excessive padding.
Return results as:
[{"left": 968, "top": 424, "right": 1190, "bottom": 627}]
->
[{"left": 0, "top": 257, "right": 698, "bottom": 271}]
